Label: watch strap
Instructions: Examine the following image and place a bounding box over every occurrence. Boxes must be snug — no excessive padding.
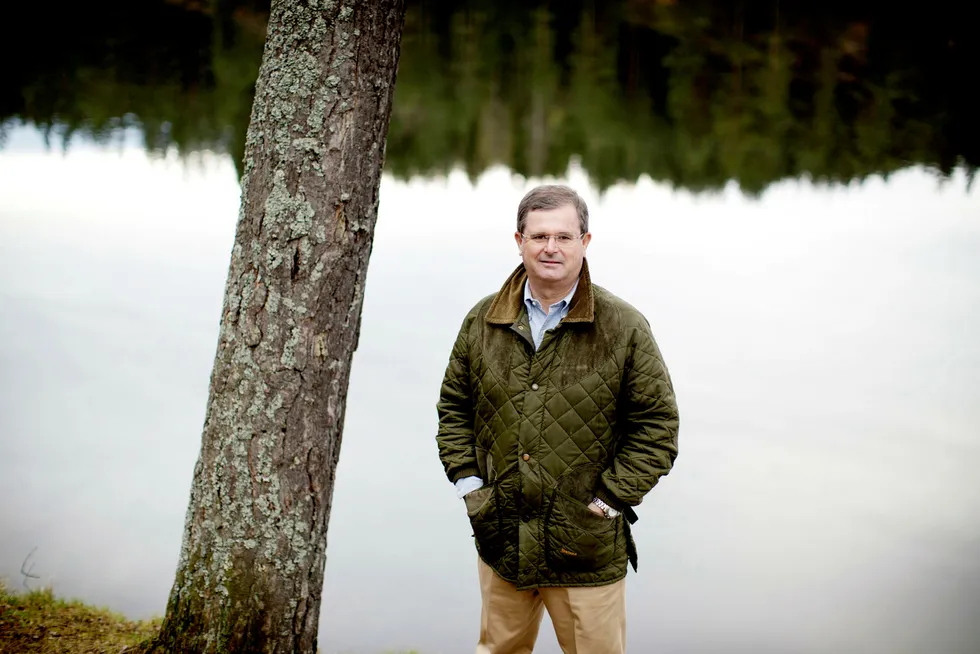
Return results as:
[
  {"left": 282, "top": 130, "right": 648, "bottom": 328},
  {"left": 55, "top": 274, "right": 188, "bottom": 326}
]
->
[{"left": 592, "top": 496, "right": 621, "bottom": 518}]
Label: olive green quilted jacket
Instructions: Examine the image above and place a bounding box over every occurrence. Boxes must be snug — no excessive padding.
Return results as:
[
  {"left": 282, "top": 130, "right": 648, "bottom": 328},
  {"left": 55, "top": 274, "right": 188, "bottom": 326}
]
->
[{"left": 436, "top": 260, "right": 679, "bottom": 589}]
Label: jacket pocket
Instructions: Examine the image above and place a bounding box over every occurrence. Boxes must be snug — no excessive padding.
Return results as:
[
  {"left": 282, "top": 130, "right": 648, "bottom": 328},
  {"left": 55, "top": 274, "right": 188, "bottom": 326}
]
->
[
  {"left": 464, "top": 485, "right": 493, "bottom": 517},
  {"left": 467, "top": 467, "right": 514, "bottom": 565},
  {"left": 546, "top": 490, "right": 619, "bottom": 572}
]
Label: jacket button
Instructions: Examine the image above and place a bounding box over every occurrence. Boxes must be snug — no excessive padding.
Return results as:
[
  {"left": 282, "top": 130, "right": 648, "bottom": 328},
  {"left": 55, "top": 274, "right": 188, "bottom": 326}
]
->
[
  {"left": 522, "top": 453, "right": 530, "bottom": 461},
  {"left": 521, "top": 513, "right": 531, "bottom": 523},
  {"left": 530, "top": 383, "right": 539, "bottom": 390}
]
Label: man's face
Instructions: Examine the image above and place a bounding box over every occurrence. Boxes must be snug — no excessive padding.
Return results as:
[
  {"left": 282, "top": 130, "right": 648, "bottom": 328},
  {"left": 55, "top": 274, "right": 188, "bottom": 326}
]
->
[{"left": 514, "top": 203, "right": 591, "bottom": 288}]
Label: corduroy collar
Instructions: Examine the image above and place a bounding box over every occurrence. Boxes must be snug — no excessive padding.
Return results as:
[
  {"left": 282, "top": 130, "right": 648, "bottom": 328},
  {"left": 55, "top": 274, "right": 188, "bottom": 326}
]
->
[{"left": 485, "top": 259, "right": 595, "bottom": 324}]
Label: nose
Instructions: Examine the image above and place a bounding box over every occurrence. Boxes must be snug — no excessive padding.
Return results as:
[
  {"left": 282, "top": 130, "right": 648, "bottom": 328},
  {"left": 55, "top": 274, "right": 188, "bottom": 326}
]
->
[{"left": 543, "top": 236, "right": 560, "bottom": 254}]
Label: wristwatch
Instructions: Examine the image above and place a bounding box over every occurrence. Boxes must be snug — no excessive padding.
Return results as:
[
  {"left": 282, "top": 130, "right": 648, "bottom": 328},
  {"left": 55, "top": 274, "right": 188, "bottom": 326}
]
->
[{"left": 591, "top": 497, "right": 620, "bottom": 518}]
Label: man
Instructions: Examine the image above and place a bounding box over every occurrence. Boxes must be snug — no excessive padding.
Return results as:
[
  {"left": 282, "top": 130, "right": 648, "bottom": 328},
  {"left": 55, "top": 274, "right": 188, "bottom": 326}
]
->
[{"left": 436, "top": 184, "right": 679, "bottom": 654}]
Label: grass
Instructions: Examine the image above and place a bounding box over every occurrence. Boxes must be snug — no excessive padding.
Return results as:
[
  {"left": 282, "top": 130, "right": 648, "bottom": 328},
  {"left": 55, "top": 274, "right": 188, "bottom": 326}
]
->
[
  {"left": 0, "top": 580, "right": 423, "bottom": 653},
  {"left": 0, "top": 580, "right": 161, "bottom": 653}
]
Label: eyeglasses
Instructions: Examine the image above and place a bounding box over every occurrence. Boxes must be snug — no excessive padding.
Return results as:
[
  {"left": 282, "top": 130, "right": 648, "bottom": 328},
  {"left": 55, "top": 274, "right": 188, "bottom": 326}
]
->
[{"left": 521, "top": 233, "right": 585, "bottom": 246}]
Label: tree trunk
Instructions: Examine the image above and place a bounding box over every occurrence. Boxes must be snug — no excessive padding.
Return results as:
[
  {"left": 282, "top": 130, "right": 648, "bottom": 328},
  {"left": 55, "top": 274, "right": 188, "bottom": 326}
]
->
[{"left": 144, "top": 1, "right": 405, "bottom": 652}]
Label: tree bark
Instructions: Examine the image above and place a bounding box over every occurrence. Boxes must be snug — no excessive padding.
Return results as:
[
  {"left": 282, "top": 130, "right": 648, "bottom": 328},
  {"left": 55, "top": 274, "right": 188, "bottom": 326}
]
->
[{"left": 143, "top": 1, "right": 405, "bottom": 652}]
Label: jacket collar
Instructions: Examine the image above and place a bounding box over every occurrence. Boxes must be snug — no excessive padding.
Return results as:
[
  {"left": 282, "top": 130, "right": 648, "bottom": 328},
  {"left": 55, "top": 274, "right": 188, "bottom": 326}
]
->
[{"left": 485, "top": 259, "right": 595, "bottom": 325}]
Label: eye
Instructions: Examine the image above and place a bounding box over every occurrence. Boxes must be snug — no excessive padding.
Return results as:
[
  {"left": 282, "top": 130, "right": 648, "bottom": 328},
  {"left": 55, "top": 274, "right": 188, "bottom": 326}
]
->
[
  {"left": 530, "top": 234, "right": 549, "bottom": 243},
  {"left": 556, "top": 235, "right": 575, "bottom": 243}
]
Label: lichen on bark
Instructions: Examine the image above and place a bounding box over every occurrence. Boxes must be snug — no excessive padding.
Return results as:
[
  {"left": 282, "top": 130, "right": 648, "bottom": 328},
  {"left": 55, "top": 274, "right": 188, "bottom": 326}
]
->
[{"left": 140, "top": 1, "right": 407, "bottom": 652}]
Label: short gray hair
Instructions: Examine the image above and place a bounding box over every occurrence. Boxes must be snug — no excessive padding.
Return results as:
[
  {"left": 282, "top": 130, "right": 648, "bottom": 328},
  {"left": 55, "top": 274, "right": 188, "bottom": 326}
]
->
[{"left": 516, "top": 185, "right": 589, "bottom": 235}]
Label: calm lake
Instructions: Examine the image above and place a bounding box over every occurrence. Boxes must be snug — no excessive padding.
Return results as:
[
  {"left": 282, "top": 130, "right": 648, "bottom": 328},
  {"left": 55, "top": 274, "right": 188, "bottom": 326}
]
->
[{"left": 1, "top": 1, "right": 979, "bottom": 653}]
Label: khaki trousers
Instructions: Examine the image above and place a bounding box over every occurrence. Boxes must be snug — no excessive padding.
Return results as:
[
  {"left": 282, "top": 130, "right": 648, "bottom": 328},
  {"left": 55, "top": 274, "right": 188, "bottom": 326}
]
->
[{"left": 475, "top": 557, "right": 626, "bottom": 654}]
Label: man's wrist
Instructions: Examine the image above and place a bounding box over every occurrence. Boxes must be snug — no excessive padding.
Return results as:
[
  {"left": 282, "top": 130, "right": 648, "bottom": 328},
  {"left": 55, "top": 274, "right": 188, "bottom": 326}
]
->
[{"left": 591, "top": 496, "right": 620, "bottom": 518}]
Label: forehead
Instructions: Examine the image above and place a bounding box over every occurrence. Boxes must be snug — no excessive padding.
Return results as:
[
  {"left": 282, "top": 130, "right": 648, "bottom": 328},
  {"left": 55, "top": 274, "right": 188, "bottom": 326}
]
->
[{"left": 523, "top": 204, "right": 579, "bottom": 232}]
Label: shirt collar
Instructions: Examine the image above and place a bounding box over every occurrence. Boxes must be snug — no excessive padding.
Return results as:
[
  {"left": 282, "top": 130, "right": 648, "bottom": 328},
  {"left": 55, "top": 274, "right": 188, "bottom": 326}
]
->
[{"left": 524, "top": 279, "right": 579, "bottom": 311}]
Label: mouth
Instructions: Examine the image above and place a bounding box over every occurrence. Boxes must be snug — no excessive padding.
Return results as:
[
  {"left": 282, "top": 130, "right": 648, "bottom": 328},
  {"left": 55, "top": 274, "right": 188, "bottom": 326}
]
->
[{"left": 539, "top": 260, "right": 562, "bottom": 266}]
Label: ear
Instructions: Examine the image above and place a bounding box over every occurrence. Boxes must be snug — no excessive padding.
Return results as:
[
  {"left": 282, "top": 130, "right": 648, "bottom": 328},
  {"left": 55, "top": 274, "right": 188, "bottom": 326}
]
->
[
  {"left": 514, "top": 231, "right": 524, "bottom": 253},
  {"left": 582, "top": 232, "right": 592, "bottom": 251}
]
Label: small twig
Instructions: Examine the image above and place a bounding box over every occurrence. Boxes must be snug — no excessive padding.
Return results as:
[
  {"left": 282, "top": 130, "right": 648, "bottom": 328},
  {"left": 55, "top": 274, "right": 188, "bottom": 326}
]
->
[{"left": 21, "top": 546, "right": 40, "bottom": 590}]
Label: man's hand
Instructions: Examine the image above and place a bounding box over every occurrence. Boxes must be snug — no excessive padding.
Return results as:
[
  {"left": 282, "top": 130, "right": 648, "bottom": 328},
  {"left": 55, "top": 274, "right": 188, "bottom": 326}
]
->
[{"left": 587, "top": 502, "right": 604, "bottom": 516}]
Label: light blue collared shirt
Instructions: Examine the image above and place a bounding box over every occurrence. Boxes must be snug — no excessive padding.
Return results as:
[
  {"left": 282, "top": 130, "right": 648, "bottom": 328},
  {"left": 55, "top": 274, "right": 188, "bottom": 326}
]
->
[{"left": 524, "top": 280, "right": 578, "bottom": 350}]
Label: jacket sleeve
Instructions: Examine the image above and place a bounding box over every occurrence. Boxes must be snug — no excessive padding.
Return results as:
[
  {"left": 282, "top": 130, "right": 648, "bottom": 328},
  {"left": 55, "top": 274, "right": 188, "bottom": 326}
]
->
[
  {"left": 436, "top": 315, "right": 481, "bottom": 483},
  {"left": 596, "top": 322, "right": 679, "bottom": 509}
]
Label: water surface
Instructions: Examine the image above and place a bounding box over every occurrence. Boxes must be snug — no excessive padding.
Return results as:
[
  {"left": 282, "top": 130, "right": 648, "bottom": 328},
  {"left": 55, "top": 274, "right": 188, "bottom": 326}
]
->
[{"left": 1, "top": 127, "right": 978, "bottom": 653}]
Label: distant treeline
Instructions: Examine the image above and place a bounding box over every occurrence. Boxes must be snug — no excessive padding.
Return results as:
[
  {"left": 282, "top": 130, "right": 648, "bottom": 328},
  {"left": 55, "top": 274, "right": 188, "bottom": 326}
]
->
[{"left": 2, "top": 0, "right": 977, "bottom": 193}]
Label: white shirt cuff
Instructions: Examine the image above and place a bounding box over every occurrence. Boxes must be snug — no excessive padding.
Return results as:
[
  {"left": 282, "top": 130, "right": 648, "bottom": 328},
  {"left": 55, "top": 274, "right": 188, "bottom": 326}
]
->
[{"left": 455, "top": 476, "right": 484, "bottom": 499}]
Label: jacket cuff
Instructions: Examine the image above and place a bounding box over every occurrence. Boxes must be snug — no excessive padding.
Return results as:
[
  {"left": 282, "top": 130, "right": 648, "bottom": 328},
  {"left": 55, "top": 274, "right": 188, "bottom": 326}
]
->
[{"left": 451, "top": 467, "right": 481, "bottom": 484}]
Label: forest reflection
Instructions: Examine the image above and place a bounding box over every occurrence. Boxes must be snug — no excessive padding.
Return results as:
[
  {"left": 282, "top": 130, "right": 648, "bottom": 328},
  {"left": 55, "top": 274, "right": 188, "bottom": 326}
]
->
[{"left": 2, "top": 0, "right": 976, "bottom": 192}]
